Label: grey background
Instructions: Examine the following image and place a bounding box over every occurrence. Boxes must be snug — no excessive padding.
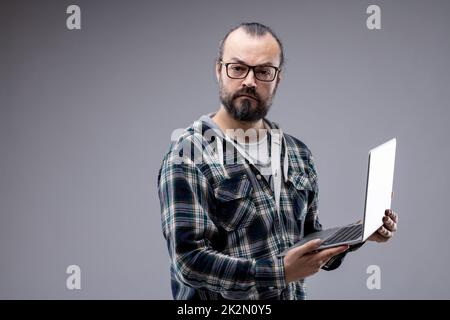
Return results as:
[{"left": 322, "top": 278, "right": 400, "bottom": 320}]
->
[{"left": 1, "top": 0, "right": 449, "bottom": 299}]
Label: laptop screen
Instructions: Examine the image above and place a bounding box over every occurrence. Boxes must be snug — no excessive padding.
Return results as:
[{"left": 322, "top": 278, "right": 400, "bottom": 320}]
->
[{"left": 362, "top": 138, "right": 397, "bottom": 241}]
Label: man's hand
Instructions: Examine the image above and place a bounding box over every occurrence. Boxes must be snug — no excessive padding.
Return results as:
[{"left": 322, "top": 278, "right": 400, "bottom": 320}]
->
[
  {"left": 368, "top": 209, "right": 398, "bottom": 242},
  {"left": 283, "top": 239, "right": 349, "bottom": 284}
]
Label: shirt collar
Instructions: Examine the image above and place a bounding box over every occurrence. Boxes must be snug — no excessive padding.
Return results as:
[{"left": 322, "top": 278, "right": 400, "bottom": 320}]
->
[{"left": 194, "top": 115, "right": 291, "bottom": 182}]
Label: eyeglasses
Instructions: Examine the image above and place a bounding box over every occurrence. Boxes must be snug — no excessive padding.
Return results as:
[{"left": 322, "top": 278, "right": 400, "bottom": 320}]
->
[{"left": 219, "top": 60, "right": 280, "bottom": 82}]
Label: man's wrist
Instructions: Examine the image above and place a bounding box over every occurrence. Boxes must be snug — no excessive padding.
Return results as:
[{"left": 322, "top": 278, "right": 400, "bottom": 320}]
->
[{"left": 254, "top": 257, "right": 287, "bottom": 290}]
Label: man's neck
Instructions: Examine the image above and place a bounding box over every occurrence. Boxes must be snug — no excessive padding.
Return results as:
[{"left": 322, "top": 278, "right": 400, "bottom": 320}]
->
[{"left": 211, "top": 106, "right": 267, "bottom": 143}]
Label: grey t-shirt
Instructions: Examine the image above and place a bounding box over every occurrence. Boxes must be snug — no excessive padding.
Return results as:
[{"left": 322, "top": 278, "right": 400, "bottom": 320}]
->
[{"left": 199, "top": 112, "right": 276, "bottom": 191}]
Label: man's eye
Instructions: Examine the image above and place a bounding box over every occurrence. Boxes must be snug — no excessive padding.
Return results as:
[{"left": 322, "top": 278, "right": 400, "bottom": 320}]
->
[
  {"left": 257, "top": 69, "right": 271, "bottom": 75},
  {"left": 231, "top": 66, "right": 244, "bottom": 72}
]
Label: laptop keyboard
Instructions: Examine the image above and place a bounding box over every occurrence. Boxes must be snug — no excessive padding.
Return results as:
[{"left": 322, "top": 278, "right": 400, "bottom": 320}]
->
[{"left": 321, "top": 224, "right": 363, "bottom": 246}]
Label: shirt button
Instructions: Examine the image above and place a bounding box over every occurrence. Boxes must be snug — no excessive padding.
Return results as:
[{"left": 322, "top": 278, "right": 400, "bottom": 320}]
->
[{"left": 256, "top": 174, "right": 262, "bottom": 180}]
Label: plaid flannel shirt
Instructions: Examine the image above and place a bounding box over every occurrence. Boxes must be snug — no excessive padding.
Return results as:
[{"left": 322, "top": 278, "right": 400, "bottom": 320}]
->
[{"left": 157, "top": 117, "right": 348, "bottom": 300}]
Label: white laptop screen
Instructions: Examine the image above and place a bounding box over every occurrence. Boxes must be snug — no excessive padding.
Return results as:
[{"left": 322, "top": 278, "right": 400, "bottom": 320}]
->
[{"left": 362, "top": 138, "right": 397, "bottom": 241}]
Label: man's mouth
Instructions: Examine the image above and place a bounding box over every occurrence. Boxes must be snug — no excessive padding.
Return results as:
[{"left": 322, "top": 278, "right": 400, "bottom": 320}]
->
[{"left": 237, "top": 95, "right": 257, "bottom": 100}]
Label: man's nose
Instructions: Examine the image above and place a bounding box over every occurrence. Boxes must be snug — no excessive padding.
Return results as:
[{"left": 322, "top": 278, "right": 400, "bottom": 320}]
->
[{"left": 242, "top": 68, "right": 257, "bottom": 88}]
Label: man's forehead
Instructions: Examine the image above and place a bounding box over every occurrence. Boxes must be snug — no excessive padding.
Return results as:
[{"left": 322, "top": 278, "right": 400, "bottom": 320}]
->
[{"left": 222, "top": 28, "right": 281, "bottom": 66}]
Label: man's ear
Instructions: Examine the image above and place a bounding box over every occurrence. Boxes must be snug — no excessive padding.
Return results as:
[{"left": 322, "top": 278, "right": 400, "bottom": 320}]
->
[
  {"left": 276, "top": 71, "right": 282, "bottom": 85},
  {"left": 215, "top": 62, "right": 221, "bottom": 83}
]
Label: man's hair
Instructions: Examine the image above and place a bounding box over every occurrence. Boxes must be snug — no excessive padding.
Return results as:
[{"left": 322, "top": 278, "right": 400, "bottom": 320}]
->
[{"left": 216, "top": 22, "right": 285, "bottom": 69}]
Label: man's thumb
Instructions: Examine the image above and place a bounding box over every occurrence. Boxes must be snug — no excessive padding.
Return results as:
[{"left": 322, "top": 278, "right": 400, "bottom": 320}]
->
[{"left": 290, "top": 239, "right": 322, "bottom": 257}]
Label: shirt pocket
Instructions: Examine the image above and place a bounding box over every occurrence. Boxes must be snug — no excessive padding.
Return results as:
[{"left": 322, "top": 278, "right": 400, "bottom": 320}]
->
[
  {"left": 213, "top": 175, "right": 257, "bottom": 232},
  {"left": 289, "top": 171, "right": 315, "bottom": 238}
]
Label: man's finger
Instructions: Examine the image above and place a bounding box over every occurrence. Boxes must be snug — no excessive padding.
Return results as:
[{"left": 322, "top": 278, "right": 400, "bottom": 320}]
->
[
  {"left": 385, "top": 209, "right": 398, "bottom": 223},
  {"left": 378, "top": 226, "right": 393, "bottom": 238},
  {"left": 289, "top": 239, "right": 322, "bottom": 258},
  {"left": 391, "top": 210, "right": 398, "bottom": 223},
  {"left": 383, "top": 216, "right": 397, "bottom": 232}
]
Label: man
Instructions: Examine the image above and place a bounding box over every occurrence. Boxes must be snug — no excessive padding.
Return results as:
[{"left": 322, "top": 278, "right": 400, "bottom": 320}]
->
[{"left": 157, "top": 22, "right": 398, "bottom": 300}]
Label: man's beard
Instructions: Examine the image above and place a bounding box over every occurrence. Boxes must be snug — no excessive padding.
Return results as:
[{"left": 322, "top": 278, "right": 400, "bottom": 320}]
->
[{"left": 219, "top": 80, "right": 277, "bottom": 122}]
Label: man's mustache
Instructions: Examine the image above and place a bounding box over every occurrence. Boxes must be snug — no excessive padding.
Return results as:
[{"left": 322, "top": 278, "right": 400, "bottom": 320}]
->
[{"left": 232, "top": 88, "right": 259, "bottom": 101}]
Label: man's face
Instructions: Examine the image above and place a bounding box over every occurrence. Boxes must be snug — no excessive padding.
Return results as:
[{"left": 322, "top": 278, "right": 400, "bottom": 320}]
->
[{"left": 216, "top": 28, "right": 282, "bottom": 123}]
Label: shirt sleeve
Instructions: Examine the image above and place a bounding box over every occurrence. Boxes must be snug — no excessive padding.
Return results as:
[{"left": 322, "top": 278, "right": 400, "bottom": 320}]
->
[{"left": 157, "top": 149, "right": 287, "bottom": 299}]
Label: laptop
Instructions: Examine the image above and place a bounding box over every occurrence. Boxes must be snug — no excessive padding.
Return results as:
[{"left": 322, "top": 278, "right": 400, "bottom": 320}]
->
[{"left": 278, "top": 138, "right": 397, "bottom": 256}]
